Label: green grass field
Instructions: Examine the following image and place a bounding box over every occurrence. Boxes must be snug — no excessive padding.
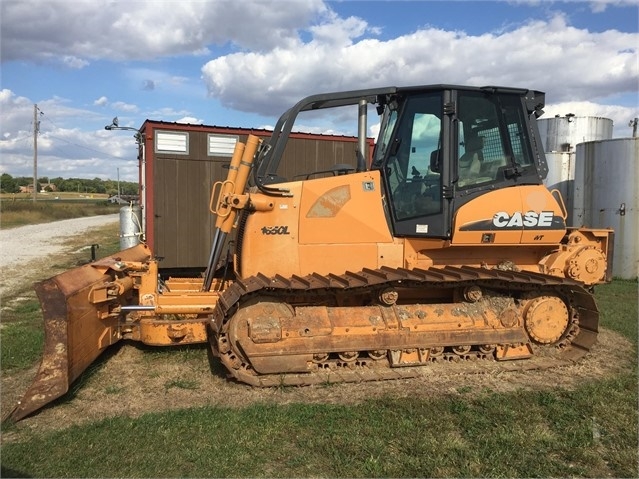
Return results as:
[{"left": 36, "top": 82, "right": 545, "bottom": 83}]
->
[
  {"left": 0, "top": 194, "right": 119, "bottom": 228},
  {"left": 2, "top": 372, "right": 636, "bottom": 478},
  {"left": 0, "top": 208, "right": 636, "bottom": 477}
]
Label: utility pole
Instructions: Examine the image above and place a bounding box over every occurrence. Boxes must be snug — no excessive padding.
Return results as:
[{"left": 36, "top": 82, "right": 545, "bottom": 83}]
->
[
  {"left": 117, "top": 167, "right": 121, "bottom": 201},
  {"left": 33, "top": 104, "right": 39, "bottom": 202}
]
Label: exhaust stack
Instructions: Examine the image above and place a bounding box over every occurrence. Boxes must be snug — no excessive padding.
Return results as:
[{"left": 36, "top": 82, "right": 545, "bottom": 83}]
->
[{"left": 356, "top": 98, "right": 367, "bottom": 172}]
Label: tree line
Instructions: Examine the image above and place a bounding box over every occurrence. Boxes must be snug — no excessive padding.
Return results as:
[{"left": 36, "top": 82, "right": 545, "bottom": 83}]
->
[{"left": 0, "top": 173, "right": 139, "bottom": 196}]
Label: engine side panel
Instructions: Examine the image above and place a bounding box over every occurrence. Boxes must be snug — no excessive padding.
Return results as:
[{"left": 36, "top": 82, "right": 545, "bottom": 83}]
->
[
  {"left": 298, "top": 170, "right": 392, "bottom": 244},
  {"left": 452, "top": 185, "right": 566, "bottom": 245},
  {"left": 240, "top": 171, "right": 394, "bottom": 278}
]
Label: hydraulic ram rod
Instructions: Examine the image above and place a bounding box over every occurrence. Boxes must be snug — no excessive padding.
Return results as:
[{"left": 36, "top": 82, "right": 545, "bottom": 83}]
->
[{"left": 202, "top": 135, "right": 261, "bottom": 291}]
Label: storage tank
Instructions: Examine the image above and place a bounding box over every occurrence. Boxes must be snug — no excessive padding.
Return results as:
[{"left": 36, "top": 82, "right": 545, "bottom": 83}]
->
[
  {"left": 573, "top": 138, "right": 639, "bottom": 279},
  {"left": 538, "top": 116, "right": 614, "bottom": 227},
  {"left": 544, "top": 151, "right": 575, "bottom": 225},
  {"left": 119, "top": 204, "right": 143, "bottom": 249},
  {"left": 538, "top": 116, "right": 613, "bottom": 153}
]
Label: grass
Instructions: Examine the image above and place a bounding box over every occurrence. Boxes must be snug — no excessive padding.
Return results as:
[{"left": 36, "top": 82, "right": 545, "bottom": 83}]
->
[
  {"left": 595, "top": 279, "right": 639, "bottom": 343},
  {"left": 0, "top": 299, "right": 45, "bottom": 370},
  {"left": 1, "top": 376, "right": 637, "bottom": 478},
  {"left": 164, "top": 378, "right": 200, "bottom": 391},
  {"left": 0, "top": 196, "right": 120, "bottom": 228}
]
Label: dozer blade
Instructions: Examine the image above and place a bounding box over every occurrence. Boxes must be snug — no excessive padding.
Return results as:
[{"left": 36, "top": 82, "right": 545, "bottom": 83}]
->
[{"left": 5, "top": 244, "right": 151, "bottom": 422}]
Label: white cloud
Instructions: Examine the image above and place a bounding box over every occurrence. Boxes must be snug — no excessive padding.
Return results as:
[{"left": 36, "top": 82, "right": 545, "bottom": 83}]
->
[
  {"left": 2, "top": 2, "right": 637, "bottom": 181},
  {"left": 175, "top": 116, "right": 203, "bottom": 124},
  {"left": 0, "top": 126, "right": 139, "bottom": 181},
  {"left": 62, "top": 55, "right": 89, "bottom": 69},
  {"left": 1, "top": 0, "right": 328, "bottom": 64},
  {"left": 0, "top": 90, "right": 139, "bottom": 180},
  {"left": 147, "top": 107, "right": 194, "bottom": 120},
  {"left": 112, "top": 101, "right": 139, "bottom": 113},
  {"left": 308, "top": 11, "right": 373, "bottom": 47},
  {"left": 94, "top": 96, "right": 108, "bottom": 107},
  {"left": 202, "top": 13, "right": 638, "bottom": 121},
  {"left": 0, "top": 89, "right": 33, "bottom": 140}
]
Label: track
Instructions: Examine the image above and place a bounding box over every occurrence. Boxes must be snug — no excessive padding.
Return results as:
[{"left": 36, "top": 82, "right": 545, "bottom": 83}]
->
[{"left": 211, "top": 266, "right": 599, "bottom": 386}]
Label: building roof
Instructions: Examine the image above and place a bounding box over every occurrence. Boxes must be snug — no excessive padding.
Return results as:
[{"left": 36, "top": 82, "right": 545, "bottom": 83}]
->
[{"left": 139, "top": 119, "right": 372, "bottom": 142}]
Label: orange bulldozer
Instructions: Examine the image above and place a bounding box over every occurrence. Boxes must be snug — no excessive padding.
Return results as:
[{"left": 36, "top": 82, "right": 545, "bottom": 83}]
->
[{"left": 7, "top": 84, "right": 613, "bottom": 422}]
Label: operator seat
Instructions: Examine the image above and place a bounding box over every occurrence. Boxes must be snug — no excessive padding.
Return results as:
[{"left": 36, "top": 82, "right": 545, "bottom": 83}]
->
[{"left": 458, "top": 136, "right": 483, "bottom": 187}]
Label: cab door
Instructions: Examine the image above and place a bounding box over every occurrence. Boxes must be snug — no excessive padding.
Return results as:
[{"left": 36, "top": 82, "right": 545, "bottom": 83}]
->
[{"left": 379, "top": 90, "right": 454, "bottom": 238}]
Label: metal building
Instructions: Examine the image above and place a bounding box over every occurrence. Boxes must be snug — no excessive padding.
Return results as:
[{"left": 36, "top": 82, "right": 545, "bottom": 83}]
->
[{"left": 136, "top": 121, "right": 374, "bottom": 273}]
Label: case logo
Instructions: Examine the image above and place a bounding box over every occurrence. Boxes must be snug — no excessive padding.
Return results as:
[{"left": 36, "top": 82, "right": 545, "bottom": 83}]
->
[{"left": 492, "top": 211, "right": 554, "bottom": 228}]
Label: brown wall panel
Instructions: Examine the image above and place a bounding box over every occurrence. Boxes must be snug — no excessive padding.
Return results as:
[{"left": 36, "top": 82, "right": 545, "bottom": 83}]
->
[{"left": 145, "top": 122, "right": 370, "bottom": 270}]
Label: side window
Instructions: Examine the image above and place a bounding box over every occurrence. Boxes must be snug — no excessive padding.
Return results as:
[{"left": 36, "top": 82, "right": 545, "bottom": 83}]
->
[
  {"left": 457, "top": 94, "right": 507, "bottom": 188},
  {"left": 457, "top": 92, "right": 535, "bottom": 189},
  {"left": 386, "top": 95, "right": 442, "bottom": 221},
  {"left": 502, "top": 99, "right": 534, "bottom": 168}
]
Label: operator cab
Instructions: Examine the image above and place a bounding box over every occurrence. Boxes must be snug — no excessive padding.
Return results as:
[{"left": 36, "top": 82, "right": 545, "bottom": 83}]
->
[
  {"left": 371, "top": 85, "right": 547, "bottom": 238},
  {"left": 254, "top": 85, "right": 548, "bottom": 240}
]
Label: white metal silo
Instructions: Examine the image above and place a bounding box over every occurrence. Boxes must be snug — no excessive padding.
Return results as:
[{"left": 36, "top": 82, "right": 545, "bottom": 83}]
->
[
  {"left": 573, "top": 137, "right": 639, "bottom": 280},
  {"left": 538, "top": 116, "right": 613, "bottom": 153},
  {"left": 538, "top": 116, "right": 614, "bottom": 228},
  {"left": 544, "top": 151, "right": 576, "bottom": 225}
]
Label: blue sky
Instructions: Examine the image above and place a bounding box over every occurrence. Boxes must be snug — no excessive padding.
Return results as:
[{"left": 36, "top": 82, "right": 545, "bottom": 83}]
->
[{"left": 1, "top": 0, "right": 637, "bottom": 182}]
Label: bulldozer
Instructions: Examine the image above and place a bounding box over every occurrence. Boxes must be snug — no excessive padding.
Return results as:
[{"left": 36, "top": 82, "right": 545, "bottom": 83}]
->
[{"left": 7, "top": 84, "right": 613, "bottom": 422}]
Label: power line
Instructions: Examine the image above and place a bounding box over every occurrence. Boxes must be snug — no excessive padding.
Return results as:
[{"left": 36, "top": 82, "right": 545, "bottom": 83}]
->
[
  {"left": 45, "top": 134, "right": 136, "bottom": 161},
  {"left": 44, "top": 115, "right": 138, "bottom": 161},
  {"left": 39, "top": 112, "right": 138, "bottom": 161}
]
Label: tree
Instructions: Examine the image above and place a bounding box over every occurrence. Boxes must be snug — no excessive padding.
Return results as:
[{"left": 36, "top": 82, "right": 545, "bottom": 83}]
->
[
  {"left": 0, "top": 173, "right": 19, "bottom": 193},
  {"left": 15, "top": 177, "right": 32, "bottom": 187}
]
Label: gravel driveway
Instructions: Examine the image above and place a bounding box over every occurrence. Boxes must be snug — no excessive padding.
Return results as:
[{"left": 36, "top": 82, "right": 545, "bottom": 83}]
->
[{"left": 0, "top": 214, "right": 119, "bottom": 297}]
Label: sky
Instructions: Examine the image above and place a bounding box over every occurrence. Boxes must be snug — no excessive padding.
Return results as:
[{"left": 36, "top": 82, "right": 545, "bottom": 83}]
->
[{"left": 0, "top": 0, "right": 637, "bottom": 182}]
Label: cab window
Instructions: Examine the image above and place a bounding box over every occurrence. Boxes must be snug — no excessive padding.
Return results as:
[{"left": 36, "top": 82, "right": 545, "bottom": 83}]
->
[{"left": 457, "top": 92, "right": 534, "bottom": 189}]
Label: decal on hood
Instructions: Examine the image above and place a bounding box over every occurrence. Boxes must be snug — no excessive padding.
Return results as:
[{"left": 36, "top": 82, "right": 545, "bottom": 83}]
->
[{"left": 459, "top": 211, "right": 566, "bottom": 231}]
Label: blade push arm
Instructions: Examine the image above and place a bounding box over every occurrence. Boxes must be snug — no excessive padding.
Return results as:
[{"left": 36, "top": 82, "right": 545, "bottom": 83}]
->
[{"left": 202, "top": 135, "right": 261, "bottom": 291}]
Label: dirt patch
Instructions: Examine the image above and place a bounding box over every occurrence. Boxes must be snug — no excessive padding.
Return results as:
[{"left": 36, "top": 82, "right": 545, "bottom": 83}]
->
[
  {"left": 1, "top": 327, "right": 634, "bottom": 443},
  {"left": 0, "top": 215, "right": 119, "bottom": 298}
]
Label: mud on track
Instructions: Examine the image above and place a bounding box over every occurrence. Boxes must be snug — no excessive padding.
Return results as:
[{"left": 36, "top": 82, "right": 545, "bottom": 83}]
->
[{"left": 1, "top": 327, "right": 633, "bottom": 443}]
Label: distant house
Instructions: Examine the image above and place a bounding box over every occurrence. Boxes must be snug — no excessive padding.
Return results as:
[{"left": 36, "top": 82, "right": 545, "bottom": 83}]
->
[{"left": 18, "top": 183, "right": 57, "bottom": 193}]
